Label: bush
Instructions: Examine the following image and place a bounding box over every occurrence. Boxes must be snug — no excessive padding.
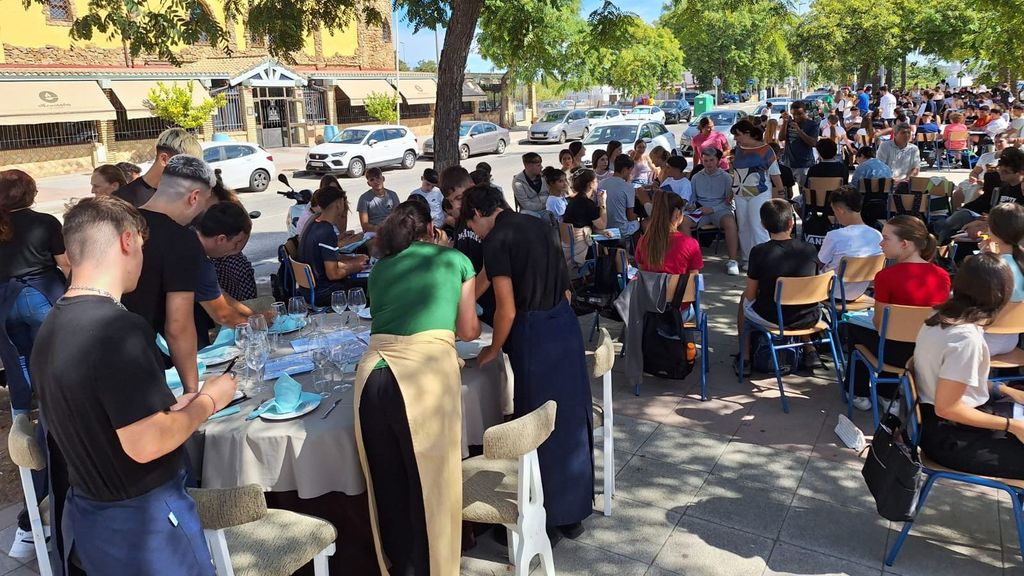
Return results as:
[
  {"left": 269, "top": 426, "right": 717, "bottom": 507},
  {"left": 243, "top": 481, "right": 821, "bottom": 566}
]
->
[
  {"left": 146, "top": 80, "right": 227, "bottom": 130},
  {"left": 364, "top": 91, "right": 398, "bottom": 124}
]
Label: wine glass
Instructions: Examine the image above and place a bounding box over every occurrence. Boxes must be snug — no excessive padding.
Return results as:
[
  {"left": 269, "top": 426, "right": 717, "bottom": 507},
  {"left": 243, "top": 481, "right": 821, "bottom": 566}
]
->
[
  {"left": 331, "top": 290, "right": 348, "bottom": 324},
  {"left": 330, "top": 344, "right": 354, "bottom": 394},
  {"left": 348, "top": 288, "right": 366, "bottom": 321},
  {"left": 288, "top": 297, "right": 308, "bottom": 321},
  {"left": 245, "top": 335, "right": 270, "bottom": 396},
  {"left": 311, "top": 333, "right": 332, "bottom": 398},
  {"left": 271, "top": 301, "right": 287, "bottom": 326},
  {"left": 234, "top": 323, "right": 251, "bottom": 386}
]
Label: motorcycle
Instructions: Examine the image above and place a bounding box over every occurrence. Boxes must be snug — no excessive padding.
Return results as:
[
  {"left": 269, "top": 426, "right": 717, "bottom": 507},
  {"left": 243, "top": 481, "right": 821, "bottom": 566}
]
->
[{"left": 277, "top": 174, "right": 313, "bottom": 237}]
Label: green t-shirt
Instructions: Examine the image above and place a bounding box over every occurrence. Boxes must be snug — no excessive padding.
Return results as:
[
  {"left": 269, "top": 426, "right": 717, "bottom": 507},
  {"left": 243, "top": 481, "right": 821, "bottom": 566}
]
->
[{"left": 368, "top": 241, "right": 476, "bottom": 337}]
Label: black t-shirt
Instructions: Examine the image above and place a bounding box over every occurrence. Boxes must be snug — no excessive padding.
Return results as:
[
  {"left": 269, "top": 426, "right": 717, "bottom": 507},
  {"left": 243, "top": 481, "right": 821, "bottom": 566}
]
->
[
  {"left": 563, "top": 196, "right": 601, "bottom": 229},
  {"left": 964, "top": 182, "right": 1024, "bottom": 215},
  {"left": 122, "top": 209, "right": 202, "bottom": 339},
  {"left": 298, "top": 220, "right": 339, "bottom": 292},
  {"left": 805, "top": 160, "right": 849, "bottom": 186},
  {"left": 0, "top": 210, "right": 64, "bottom": 283},
  {"left": 483, "top": 211, "right": 569, "bottom": 312},
  {"left": 748, "top": 238, "right": 820, "bottom": 328},
  {"left": 31, "top": 296, "right": 182, "bottom": 501},
  {"left": 454, "top": 225, "right": 496, "bottom": 320},
  {"left": 113, "top": 176, "right": 157, "bottom": 207}
]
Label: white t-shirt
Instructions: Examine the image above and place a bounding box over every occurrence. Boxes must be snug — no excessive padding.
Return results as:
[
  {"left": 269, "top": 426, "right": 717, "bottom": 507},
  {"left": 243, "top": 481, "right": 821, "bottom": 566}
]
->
[
  {"left": 985, "top": 116, "right": 1009, "bottom": 138},
  {"left": 820, "top": 124, "right": 848, "bottom": 141},
  {"left": 914, "top": 323, "right": 991, "bottom": 408},
  {"left": 880, "top": 93, "right": 898, "bottom": 119},
  {"left": 1011, "top": 117, "right": 1024, "bottom": 138},
  {"left": 411, "top": 187, "right": 445, "bottom": 228},
  {"left": 546, "top": 195, "right": 568, "bottom": 220},
  {"left": 818, "top": 224, "right": 883, "bottom": 299},
  {"left": 660, "top": 176, "right": 693, "bottom": 203}
]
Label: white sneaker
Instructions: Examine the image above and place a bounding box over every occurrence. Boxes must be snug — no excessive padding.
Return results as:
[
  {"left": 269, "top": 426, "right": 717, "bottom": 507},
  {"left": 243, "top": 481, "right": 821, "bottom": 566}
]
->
[
  {"left": 852, "top": 396, "right": 873, "bottom": 412},
  {"left": 8, "top": 527, "right": 35, "bottom": 559},
  {"left": 726, "top": 260, "right": 740, "bottom": 276}
]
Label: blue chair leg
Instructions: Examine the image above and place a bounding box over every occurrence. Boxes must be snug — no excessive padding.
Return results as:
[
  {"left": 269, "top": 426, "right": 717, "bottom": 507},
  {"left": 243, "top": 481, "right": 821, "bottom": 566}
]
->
[
  {"left": 700, "top": 318, "right": 709, "bottom": 401},
  {"left": 886, "top": 473, "right": 939, "bottom": 566},
  {"left": 589, "top": 313, "right": 600, "bottom": 342},
  {"left": 826, "top": 336, "right": 842, "bottom": 388},
  {"left": 869, "top": 373, "right": 881, "bottom": 431},
  {"left": 768, "top": 337, "right": 789, "bottom": 413},
  {"left": 847, "top": 355, "right": 858, "bottom": 419},
  {"left": 737, "top": 325, "right": 747, "bottom": 384}
]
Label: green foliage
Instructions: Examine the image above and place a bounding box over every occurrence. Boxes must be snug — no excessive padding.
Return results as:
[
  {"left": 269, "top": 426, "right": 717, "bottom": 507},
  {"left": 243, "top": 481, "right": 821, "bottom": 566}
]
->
[
  {"left": 364, "top": 92, "right": 398, "bottom": 124},
  {"left": 398, "top": 59, "right": 411, "bottom": 72},
  {"left": 599, "top": 21, "right": 684, "bottom": 95},
  {"left": 146, "top": 81, "right": 226, "bottom": 130},
  {"left": 413, "top": 60, "right": 438, "bottom": 73}
]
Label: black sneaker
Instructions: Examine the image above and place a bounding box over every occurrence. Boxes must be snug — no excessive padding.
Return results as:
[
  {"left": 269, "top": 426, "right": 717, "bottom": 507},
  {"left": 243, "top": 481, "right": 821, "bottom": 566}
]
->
[{"left": 802, "top": 347, "right": 824, "bottom": 370}]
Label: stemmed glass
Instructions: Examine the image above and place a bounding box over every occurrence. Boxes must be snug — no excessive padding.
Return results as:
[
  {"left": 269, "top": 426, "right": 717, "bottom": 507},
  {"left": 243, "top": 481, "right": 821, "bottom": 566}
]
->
[
  {"left": 288, "top": 297, "right": 308, "bottom": 321},
  {"left": 245, "top": 334, "right": 270, "bottom": 396},
  {"left": 331, "top": 290, "right": 348, "bottom": 325},
  {"left": 348, "top": 288, "right": 366, "bottom": 321},
  {"left": 330, "top": 344, "right": 354, "bottom": 394},
  {"left": 234, "top": 323, "right": 251, "bottom": 387},
  {"left": 311, "top": 333, "right": 332, "bottom": 398},
  {"left": 249, "top": 313, "right": 276, "bottom": 352}
]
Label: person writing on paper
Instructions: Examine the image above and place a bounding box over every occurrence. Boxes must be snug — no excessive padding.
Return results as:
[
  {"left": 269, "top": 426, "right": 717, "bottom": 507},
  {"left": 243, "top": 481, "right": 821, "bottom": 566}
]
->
[
  {"left": 121, "top": 155, "right": 215, "bottom": 395},
  {"left": 464, "top": 185, "right": 594, "bottom": 541},
  {"left": 33, "top": 195, "right": 237, "bottom": 575},
  {"left": 914, "top": 253, "right": 1024, "bottom": 479},
  {"left": 355, "top": 199, "right": 478, "bottom": 576},
  {"left": 298, "top": 186, "right": 370, "bottom": 307}
]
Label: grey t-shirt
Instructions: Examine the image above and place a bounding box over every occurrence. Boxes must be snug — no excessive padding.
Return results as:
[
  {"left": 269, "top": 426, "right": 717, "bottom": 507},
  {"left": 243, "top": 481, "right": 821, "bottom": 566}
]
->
[
  {"left": 601, "top": 176, "right": 635, "bottom": 230},
  {"left": 357, "top": 189, "right": 400, "bottom": 226},
  {"left": 691, "top": 169, "right": 733, "bottom": 210}
]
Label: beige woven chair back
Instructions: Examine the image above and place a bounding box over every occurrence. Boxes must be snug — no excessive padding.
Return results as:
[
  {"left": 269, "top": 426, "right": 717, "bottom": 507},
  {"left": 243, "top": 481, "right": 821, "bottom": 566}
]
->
[
  {"left": 483, "top": 401, "right": 556, "bottom": 460},
  {"left": 9, "top": 415, "right": 45, "bottom": 471},
  {"left": 592, "top": 328, "right": 615, "bottom": 379}
]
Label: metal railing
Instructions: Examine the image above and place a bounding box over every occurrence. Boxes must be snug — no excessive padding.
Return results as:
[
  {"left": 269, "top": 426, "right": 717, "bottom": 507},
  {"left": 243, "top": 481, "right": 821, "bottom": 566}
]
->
[
  {"left": 114, "top": 114, "right": 175, "bottom": 141},
  {"left": 0, "top": 121, "right": 97, "bottom": 151},
  {"left": 304, "top": 89, "right": 327, "bottom": 125},
  {"left": 213, "top": 87, "right": 245, "bottom": 131}
]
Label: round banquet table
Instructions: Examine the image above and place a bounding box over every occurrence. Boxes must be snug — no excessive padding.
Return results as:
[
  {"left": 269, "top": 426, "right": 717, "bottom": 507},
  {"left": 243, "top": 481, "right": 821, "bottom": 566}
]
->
[{"left": 194, "top": 316, "right": 511, "bottom": 574}]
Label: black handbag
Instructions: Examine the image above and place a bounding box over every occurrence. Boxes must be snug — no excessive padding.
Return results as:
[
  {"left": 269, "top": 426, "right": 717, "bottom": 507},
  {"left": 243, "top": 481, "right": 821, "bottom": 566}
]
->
[
  {"left": 641, "top": 274, "right": 694, "bottom": 380},
  {"left": 861, "top": 404, "right": 924, "bottom": 522}
]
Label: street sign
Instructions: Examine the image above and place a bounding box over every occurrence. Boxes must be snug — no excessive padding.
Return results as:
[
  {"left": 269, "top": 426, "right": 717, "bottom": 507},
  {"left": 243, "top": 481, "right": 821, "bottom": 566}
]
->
[
  {"left": 748, "top": 79, "right": 755, "bottom": 85},
  {"left": 712, "top": 77, "right": 721, "bottom": 87}
]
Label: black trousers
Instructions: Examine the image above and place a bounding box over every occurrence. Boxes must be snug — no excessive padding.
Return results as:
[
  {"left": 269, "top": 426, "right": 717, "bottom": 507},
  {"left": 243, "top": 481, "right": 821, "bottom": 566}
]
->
[
  {"left": 844, "top": 323, "right": 915, "bottom": 399},
  {"left": 359, "top": 367, "right": 429, "bottom": 576},
  {"left": 920, "top": 403, "right": 1024, "bottom": 479}
]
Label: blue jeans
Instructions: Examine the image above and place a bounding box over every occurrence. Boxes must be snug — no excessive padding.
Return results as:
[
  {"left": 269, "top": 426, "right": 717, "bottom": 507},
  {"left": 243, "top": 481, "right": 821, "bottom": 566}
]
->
[{"left": 5, "top": 287, "right": 52, "bottom": 414}]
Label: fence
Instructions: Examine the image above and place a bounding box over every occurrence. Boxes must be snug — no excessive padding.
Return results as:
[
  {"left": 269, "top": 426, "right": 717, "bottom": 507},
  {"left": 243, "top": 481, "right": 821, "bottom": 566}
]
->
[
  {"left": 0, "top": 121, "right": 97, "bottom": 151},
  {"left": 213, "top": 87, "right": 245, "bottom": 131},
  {"left": 114, "top": 114, "right": 176, "bottom": 141},
  {"left": 304, "top": 88, "right": 328, "bottom": 125}
]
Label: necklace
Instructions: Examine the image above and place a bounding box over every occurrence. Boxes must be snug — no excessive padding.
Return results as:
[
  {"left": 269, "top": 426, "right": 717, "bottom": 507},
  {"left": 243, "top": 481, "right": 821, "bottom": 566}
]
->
[{"left": 65, "top": 286, "right": 127, "bottom": 310}]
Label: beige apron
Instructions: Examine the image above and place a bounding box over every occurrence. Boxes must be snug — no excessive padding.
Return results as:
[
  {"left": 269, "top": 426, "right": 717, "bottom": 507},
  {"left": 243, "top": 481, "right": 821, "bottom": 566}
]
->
[{"left": 354, "top": 330, "right": 463, "bottom": 576}]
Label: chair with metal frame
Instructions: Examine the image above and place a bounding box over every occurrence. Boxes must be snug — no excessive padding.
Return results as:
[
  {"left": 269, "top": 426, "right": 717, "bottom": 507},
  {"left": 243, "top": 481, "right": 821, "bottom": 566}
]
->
[
  {"left": 984, "top": 301, "right": 1024, "bottom": 384},
  {"left": 846, "top": 304, "right": 933, "bottom": 430},
  {"left": 286, "top": 255, "right": 327, "bottom": 313},
  {"left": 886, "top": 364, "right": 1024, "bottom": 568},
  {"left": 589, "top": 328, "right": 616, "bottom": 516},
  {"left": 828, "top": 254, "right": 886, "bottom": 373},
  {"left": 802, "top": 177, "right": 844, "bottom": 220},
  {"left": 736, "top": 271, "right": 842, "bottom": 413},
  {"left": 859, "top": 177, "right": 893, "bottom": 227}
]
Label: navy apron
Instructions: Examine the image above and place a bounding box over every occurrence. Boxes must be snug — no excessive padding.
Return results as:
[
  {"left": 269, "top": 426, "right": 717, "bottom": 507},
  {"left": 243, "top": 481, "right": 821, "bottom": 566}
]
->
[
  {"left": 63, "top": 470, "right": 214, "bottom": 576},
  {"left": 504, "top": 299, "right": 594, "bottom": 526}
]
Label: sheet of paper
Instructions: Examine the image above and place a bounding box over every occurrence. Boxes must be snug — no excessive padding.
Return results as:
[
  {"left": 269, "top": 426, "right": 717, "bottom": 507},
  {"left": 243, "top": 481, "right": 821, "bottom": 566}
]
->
[{"left": 1014, "top": 403, "right": 1024, "bottom": 421}]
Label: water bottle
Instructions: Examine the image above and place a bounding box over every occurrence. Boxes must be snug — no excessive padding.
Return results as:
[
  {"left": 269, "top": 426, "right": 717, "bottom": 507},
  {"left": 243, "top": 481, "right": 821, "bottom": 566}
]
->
[{"left": 686, "top": 342, "right": 697, "bottom": 363}]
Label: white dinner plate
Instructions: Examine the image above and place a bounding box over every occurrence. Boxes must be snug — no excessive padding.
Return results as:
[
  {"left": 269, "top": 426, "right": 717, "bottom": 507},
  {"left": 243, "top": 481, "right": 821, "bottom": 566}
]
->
[
  {"left": 201, "top": 346, "right": 241, "bottom": 366},
  {"left": 270, "top": 318, "right": 308, "bottom": 335},
  {"left": 357, "top": 308, "right": 372, "bottom": 320},
  {"left": 260, "top": 397, "right": 322, "bottom": 421}
]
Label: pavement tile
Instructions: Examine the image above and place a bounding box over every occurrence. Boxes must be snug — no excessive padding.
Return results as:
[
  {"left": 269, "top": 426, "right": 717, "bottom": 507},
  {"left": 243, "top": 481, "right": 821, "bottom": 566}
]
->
[
  {"left": 652, "top": 516, "right": 772, "bottom": 576},
  {"left": 710, "top": 441, "right": 810, "bottom": 490},
  {"left": 685, "top": 473, "right": 796, "bottom": 538},
  {"left": 594, "top": 414, "right": 660, "bottom": 455},
  {"left": 765, "top": 542, "right": 883, "bottom": 575},
  {"left": 635, "top": 424, "right": 731, "bottom": 472},
  {"left": 577, "top": 497, "right": 681, "bottom": 564},
  {"left": 529, "top": 539, "right": 649, "bottom": 576},
  {"left": 780, "top": 495, "right": 889, "bottom": 567},
  {"left": 796, "top": 457, "right": 877, "bottom": 512},
  {"left": 734, "top": 401, "right": 829, "bottom": 455},
  {"left": 614, "top": 455, "right": 708, "bottom": 512}
]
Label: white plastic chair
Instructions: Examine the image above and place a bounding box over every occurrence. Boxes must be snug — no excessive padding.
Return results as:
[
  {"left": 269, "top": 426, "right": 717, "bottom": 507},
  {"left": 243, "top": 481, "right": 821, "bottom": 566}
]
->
[
  {"left": 7, "top": 415, "right": 52, "bottom": 576},
  {"left": 591, "top": 328, "right": 616, "bottom": 516}
]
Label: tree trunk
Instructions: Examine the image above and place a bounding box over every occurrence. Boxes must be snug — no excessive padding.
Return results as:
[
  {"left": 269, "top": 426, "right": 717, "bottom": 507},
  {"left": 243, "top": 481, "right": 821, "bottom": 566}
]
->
[
  {"left": 431, "top": 0, "right": 485, "bottom": 172},
  {"left": 900, "top": 54, "right": 907, "bottom": 90},
  {"left": 496, "top": 71, "right": 512, "bottom": 129}
]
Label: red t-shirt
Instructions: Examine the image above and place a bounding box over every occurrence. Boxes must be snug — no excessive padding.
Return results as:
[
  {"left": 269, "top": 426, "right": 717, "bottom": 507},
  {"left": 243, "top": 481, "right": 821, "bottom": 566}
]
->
[
  {"left": 635, "top": 232, "right": 704, "bottom": 275},
  {"left": 873, "top": 262, "right": 950, "bottom": 306}
]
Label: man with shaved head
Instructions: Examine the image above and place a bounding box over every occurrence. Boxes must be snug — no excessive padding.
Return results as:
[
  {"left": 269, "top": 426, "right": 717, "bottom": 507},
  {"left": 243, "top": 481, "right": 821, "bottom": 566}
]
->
[
  {"left": 114, "top": 127, "right": 203, "bottom": 207},
  {"left": 122, "top": 154, "right": 215, "bottom": 393}
]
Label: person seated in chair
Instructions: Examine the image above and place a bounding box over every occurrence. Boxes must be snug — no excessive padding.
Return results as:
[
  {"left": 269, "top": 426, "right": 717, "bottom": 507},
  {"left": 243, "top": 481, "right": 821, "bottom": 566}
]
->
[
  {"left": 298, "top": 186, "right": 369, "bottom": 307},
  {"left": 936, "top": 147, "right": 1024, "bottom": 245},
  {"left": 685, "top": 147, "right": 740, "bottom": 275},
  {"left": 816, "top": 186, "right": 883, "bottom": 301},
  {"left": 735, "top": 199, "right": 821, "bottom": 375}
]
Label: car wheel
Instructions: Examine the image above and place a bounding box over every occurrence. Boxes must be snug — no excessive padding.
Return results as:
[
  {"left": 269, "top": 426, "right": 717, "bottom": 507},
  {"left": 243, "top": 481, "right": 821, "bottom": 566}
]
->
[
  {"left": 248, "top": 169, "right": 270, "bottom": 192},
  {"left": 459, "top": 144, "right": 470, "bottom": 161},
  {"left": 582, "top": 128, "right": 590, "bottom": 140},
  {"left": 346, "top": 158, "right": 365, "bottom": 178},
  {"left": 558, "top": 131, "right": 566, "bottom": 144},
  {"left": 402, "top": 149, "right": 417, "bottom": 169},
  {"left": 495, "top": 139, "right": 506, "bottom": 154}
]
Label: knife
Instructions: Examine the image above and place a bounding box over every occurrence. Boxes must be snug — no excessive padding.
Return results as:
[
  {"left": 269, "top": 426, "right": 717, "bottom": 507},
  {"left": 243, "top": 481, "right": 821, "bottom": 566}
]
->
[
  {"left": 321, "top": 398, "right": 343, "bottom": 419},
  {"left": 245, "top": 398, "right": 274, "bottom": 421}
]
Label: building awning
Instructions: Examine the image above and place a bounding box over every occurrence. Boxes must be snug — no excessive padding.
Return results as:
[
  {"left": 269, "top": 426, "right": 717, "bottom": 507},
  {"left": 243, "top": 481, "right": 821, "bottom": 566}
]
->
[
  {"left": 109, "top": 80, "right": 209, "bottom": 119},
  {"left": 397, "top": 78, "right": 437, "bottom": 105},
  {"left": 463, "top": 79, "right": 487, "bottom": 102},
  {"left": 336, "top": 79, "right": 396, "bottom": 106},
  {"left": 0, "top": 80, "right": 116, "bottom": 125}
]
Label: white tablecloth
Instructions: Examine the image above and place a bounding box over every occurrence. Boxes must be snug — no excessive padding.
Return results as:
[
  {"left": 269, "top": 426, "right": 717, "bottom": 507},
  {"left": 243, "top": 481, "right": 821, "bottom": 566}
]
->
[{"left": 200, "top": 320, "right": 510, "bottom": 499}]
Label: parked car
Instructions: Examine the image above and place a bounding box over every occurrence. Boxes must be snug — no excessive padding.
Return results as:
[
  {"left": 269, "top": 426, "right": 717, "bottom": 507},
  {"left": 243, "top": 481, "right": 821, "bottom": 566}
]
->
[
  {"left": 201, "top": 141, "right": 277, "bottom": 192},
  {"left": 625, "top": 105, "right": 666, "bottom": 124},
  {"left": 582, "top": 120, "right": 678, "bottom": 160},
  {"left": 754, "top": 98, "right": 794, "bottom": 120},
  {"left": 678, "top": 109, "right": 748, "bottom": 155},
  {"left": 422, "top": 121, "right": 510, "bottom": 160},
  {"left": 659, "top": 100, "right": 692, "bottom": 124},
  {"left": 738, "top": 90, "right": 751, "bottom": 102},
  {"left": 585, "top": 107, "right": 625, "bottom": 126},
  {"left": 529, "top": 109, "right": 590, "bottom": 143},
  {"left": 720, "top": 92, "right": 741, "bottom": 104},
  {"left": 305, "top": 124, "right": 418, "bottom": 178},
  {"left": 682, "top": 91, "right": 700, "bottom": 105}
]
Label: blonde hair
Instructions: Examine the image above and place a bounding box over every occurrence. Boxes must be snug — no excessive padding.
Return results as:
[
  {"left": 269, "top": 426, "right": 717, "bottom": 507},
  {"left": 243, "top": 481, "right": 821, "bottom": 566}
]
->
[{"left": 155, "top": 127, "right": 201, "bottom": 158}]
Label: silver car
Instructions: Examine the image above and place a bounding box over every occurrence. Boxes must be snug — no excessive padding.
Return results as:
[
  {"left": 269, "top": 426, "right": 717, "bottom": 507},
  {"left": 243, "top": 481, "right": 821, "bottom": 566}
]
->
[
  {"left": 679, "top": 109, "right": 748, "bottom": 155},
  {"left": 529, "top": 109, "right": 590, "bottom": 144},
  {"left": 422, "top": 121, "right": 510, "bottom": 160}
]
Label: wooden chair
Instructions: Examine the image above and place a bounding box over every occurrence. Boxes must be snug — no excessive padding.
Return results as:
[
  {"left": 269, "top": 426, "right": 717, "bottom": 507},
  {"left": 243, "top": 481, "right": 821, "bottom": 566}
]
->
[
  {"left": 888, "top": 364, "right": 1024, "bottom": 568},
  {"left": 589, "top": 328, "right": 616, "bottom": 516},
  {"left": 910, "top": 176, "right": 953, "bottom": 220},
  {"left": 846, "top": 304, "right": 933, "bottom": 430},
  {"left": 7, "top": 415, "right": 52, "bottom": 576},
  {"left": 673, "top": 272, "right": 709, "bottom": 401},
  {"left": 189, "top": 485, "right": 337, "bottom": 576},
  {"left": 859, "top": 177, "right": 893, "bottom": 226},
  {"left": 462, "top": 401, "right": 558, "bottom": 576},
  {"left": 939, "top": 129, "right": 977, "bottom": 171},
  {"left": 888, "top": 187, "right": 929, "bottom": 223},
  {"left": 829, "top": 254, "right": 886, "bottom": 373},
  {"left": 985, "top": 301, "right": 1024, "bottom": 383},
  {"left": 737, "top": 271, "right": 842, "bottom": 413},
  {"left": 802, "top": 176, "right": 844, "bottom": 219},
  {"left": 915, "top": 132, "right": 938, "bottom": 166},
  {"left": 287, "top": 255, "right": 319, "bottom": 310}
]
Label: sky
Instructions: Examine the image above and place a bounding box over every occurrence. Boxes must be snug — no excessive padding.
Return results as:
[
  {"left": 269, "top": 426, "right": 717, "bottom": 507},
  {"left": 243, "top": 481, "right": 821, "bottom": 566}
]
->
[{"left": 392, "top": 0, "right": 666, "bottom": 73}]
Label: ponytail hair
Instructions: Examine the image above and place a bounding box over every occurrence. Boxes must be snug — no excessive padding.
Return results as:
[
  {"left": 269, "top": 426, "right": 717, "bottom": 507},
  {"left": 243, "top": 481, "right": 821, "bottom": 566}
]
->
[
  {"left": 375, "top": 200, "right": 431, "bottom": 258},
  {"left": 643, "top": 191, "right": 686, "bottom": 269},
  {"left": 0, "top": 170, "right": 38, "bottom": 242},
  {"left": 886, "top": 215, "right": 937, "bottom": 262},
  {"left": 988, "top": 203, "right": 1024, "bottom": 276}
]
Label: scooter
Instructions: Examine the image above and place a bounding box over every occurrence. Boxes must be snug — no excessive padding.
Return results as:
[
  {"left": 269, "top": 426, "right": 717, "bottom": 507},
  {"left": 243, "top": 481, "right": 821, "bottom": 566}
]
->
[{"left": 277, "top": 174, "right": 313, "bottom": 237}]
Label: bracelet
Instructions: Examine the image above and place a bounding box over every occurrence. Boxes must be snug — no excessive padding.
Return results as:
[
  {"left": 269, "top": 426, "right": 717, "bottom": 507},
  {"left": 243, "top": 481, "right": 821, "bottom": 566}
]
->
[
  {"left": 1006, "top": 417, "right": 1012, "bottom": 432},
  {"left": 197, "top": 392, "right": 218, "bottom": 416}
]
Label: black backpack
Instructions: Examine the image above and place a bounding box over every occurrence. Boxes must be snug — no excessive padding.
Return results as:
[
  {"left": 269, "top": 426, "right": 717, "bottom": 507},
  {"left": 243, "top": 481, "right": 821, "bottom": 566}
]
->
[
  {"left": 642, "top": 274, "right": 695, "bottom": 380},
  {"left": 750, "top": 330, "right": 803, "bottom": 375}
]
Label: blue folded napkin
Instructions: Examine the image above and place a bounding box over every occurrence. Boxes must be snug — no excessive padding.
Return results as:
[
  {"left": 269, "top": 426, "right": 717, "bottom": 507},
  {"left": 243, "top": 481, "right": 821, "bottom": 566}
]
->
[
  {"left": 207, "top": 405, "right": 241, "bottom": 420},
  {"left": 165, "top": 361, "right": 207, "bottom": 390},
  {"left": 270, "top": 315, "right": 305, "bottom": 334},
  {"left": 248, "top": 374, "right": 319, "bottom": 418},
  {"left": 158, "top": 328, "right": 234, "bottom": 359}
]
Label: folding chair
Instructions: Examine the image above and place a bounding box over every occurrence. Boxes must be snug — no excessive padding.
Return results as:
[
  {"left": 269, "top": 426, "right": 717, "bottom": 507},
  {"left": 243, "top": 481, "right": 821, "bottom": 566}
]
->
[
  {"left": 286, "top": 255, "right": 325, "bottom": 312},
  {"left": 589, "top": 246, "right": 628, "bottom": 342},
  {"left": 828, "top": 253, "right": 886, "bottom": 372},
  {"left": 737, "top": 271, "right": 842, "bottom": 413},
  {"left": 887, "top": 365, "right": 1024, "bottom": 568},
  {"left": 846, "top": 304, "right": 933, "bottom": 430},
  {"left": 675, "top": 272, "right": 710, "bottom": 401},
  {"left": 985, "top": 301, "right": 1024, "bottom": 384},
  {"left": 859, "top": 177, "right": 893, "bottom": 228},
  {"left": 915, "top": 132, "right": 938, "bottom": 167}
]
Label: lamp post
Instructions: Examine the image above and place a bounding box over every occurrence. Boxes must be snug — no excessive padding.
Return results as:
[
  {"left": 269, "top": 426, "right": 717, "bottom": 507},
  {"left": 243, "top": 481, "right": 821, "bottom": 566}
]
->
[{"left": 393, "top": 12, "right": 401, "bottom": 123}]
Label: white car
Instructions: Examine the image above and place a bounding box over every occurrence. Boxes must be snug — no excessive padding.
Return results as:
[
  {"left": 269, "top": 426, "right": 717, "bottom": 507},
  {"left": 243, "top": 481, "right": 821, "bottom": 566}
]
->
[
  {"left": 754, "top": 98, "right": 793, "bottom": 120},
  {"left": 305, "top": 124, "right": 419, "bottom": 178},
  {"left": 200, "top": 142, "right": 277, "bottom": 192},
  {"left": 625, "top": 105, "right": 666, "bottom": 124},
  {"left": 582, "top": 120, "right": 678, "bottom": 160},
  {"left": 585, "top": 108, "right": 625, "bottom": 126}
]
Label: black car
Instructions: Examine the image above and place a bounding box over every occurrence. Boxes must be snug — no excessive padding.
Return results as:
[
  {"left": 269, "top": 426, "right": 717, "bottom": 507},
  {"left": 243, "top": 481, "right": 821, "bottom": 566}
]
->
[
  {"left": 682, "top": 91, "right": 700, "bottom": 106},
  {"left": 659, "top": 100, "right": 692, "bottom": 124}
]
